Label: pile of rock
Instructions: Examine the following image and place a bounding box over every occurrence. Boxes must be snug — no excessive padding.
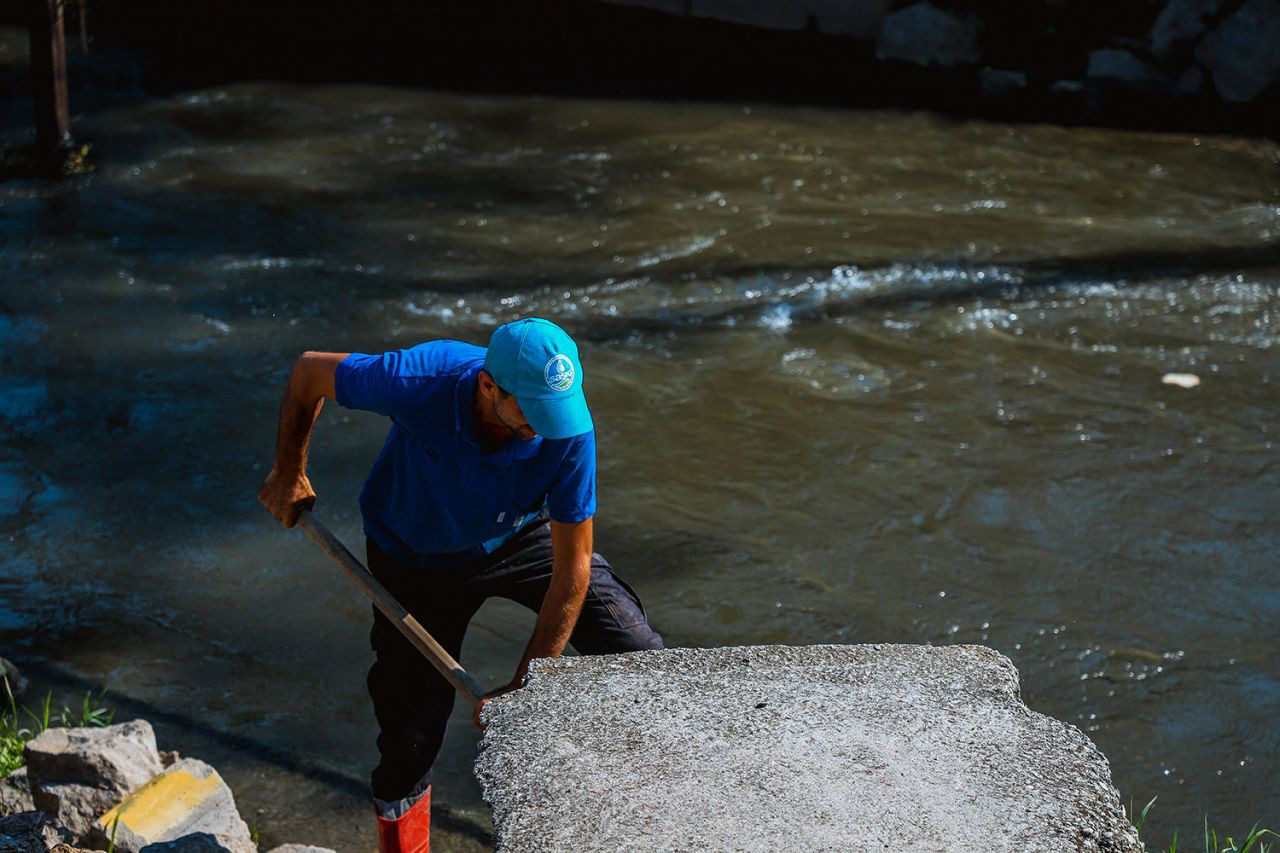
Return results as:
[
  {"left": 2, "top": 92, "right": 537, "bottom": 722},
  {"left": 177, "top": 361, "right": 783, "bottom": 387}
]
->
[
  {"left": 875, "top": 0, "right": 1280, "bottom": 110},
  {"left": 0, "top": 692, "right": 333, "bottom": 853}
]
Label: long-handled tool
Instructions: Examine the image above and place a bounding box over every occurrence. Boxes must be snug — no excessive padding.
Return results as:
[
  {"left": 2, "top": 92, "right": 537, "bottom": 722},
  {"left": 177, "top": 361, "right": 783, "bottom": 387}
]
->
[{"left": 296, "top": 509, "right": 486, "bottom": 707}]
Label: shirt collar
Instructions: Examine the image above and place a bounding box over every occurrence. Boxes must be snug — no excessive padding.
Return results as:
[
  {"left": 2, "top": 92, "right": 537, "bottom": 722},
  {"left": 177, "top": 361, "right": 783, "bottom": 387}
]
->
[{"left": 455, "top": 362, "right": 542, "bottom": 462}]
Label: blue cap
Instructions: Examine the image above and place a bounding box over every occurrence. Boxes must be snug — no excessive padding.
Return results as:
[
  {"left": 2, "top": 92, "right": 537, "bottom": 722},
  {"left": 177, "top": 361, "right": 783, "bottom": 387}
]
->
[{"left": 484, "top": 318, "right": 593, "bottom": 439}]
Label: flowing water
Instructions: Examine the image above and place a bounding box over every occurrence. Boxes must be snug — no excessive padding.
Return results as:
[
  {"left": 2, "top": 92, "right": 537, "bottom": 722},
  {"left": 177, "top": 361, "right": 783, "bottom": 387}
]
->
[{"left": 2, "top": 73, "right": 1278, "bottom": 849}]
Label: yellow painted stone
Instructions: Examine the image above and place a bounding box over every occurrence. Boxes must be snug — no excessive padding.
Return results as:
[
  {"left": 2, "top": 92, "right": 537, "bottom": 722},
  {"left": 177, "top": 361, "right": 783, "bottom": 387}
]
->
[{"left": 99, "top": 769, "right": 221, "bottom": 839}]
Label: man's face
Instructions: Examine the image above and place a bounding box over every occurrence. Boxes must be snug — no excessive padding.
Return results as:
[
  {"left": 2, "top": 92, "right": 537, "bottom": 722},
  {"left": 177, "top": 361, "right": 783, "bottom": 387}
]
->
[{"left": 491, "top": 392, "right": 537, "bottom": 442}]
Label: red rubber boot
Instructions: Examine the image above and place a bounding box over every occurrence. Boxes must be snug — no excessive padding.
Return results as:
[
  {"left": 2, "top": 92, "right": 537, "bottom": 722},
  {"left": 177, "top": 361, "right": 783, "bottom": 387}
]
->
[{"left": 375, "top": 786, "right": 430, "bottom": 853}]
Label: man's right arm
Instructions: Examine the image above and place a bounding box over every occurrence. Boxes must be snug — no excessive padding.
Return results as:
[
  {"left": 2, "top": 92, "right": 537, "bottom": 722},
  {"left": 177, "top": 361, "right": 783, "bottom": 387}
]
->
[{"left": 258, "top": 351, "right": 350, "bottom": 527}]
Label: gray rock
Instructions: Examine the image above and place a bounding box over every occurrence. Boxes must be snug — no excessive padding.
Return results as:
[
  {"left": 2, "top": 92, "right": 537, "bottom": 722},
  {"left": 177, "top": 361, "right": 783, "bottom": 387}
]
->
[
  {"left": 979, "top": 67, "right": 1028, "bottom": 97},
  {"left": 1151, "top": 0, "right": 1224, "bottom": 58},
  {"left": 265, "top": 846, "right": 338, "bottom": 853},
  {"left": 1177, "top": 63, "right": 1207, "bottom": 95},
  {"left": 1086, "top": 48, "right": 1172, "bottom": 88},
  {"left": 876, "top": 2, "right": 981, "bottom": 68},
  {"left": 1196, "top": 0, "right": 1280, "bottom": 102},
  {"left": 0, "top": 768, "right": 34, "bottom": 817},
  {"left": 87, "top": 759, "right": 253, "bottom": 853},
  {"left": 138, "top": 834, "right": 242, "bottom": 853},
  {"left": 476, "top": 645, "right": 1143, "bottom": 852},
  {"left": 25, "top": 721, "right": 163, "bottom": 841},
  {"left": 0, "top": 809, "right": 104, "bottom": 852}
]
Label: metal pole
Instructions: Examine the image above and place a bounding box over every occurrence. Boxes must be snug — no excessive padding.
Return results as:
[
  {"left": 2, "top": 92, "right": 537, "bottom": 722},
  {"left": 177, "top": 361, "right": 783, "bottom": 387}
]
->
[
  {"left": 296, "top": 511, "right": 487, "bottom": 707},
  {"left": 29, "top": 0, "right": 72, "bottom": 169}
]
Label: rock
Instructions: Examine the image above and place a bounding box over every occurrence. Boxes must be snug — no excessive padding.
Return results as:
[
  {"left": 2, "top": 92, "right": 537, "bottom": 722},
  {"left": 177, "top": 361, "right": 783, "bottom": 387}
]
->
[
  {"left": 876, "top": 2, "right": 981, "bottom": 68},
  {"left": 1086, "top": 48, "right": 1171, "bottom": 88},
  {"left": 25, "top": 721, "right": 163, "bottom": 842},
  {"left": 0, "top": 810, "right": 104, "bottom": 852},
  {"left": 476, "top": 645, "right": 1143, "bottom": 852},
  {"left": 979, "top": 67, "right": 1027, "bottom": 97},
  {"left": 1196, "top": 0, "right": 1280, "bottom": 102},
  {"left": 0, "top": 657, "right": 27, "bottom": 699},
  {"left": 265, "top": 846, "right": 338, "bottom": 853},
  {"left": 89, "top": 759, "right": 254, "bottom": 853},
  {"left": 1150, "top": 0, "right": 1224, "bottom": 59},
  {"left": 0, "top": 767, "right": 34, "bottom": 816},
  {"left": 137, "top": 834, "right": 242, "bottom": 853},
  {"left": 1177, "top": 63, "right": 1207, "bottom": 95},
  {"left": 1050, "top": 79, "right": 1085, "bottom": 94},
  {"left": 1162, "top": 372, "right": 1201, "bottom": 388}
]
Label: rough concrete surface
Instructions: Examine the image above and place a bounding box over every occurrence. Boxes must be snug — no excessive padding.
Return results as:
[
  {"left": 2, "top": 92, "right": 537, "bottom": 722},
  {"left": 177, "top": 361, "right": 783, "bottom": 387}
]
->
[{"left": 476, "top": 645, "right": 1142, "bottom": 853}]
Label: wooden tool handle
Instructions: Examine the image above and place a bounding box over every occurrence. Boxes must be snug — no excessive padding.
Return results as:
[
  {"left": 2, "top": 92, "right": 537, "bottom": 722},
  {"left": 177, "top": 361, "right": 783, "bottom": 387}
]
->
[{"left": 296, "top": 510, "right": 486, "bottom": 706}]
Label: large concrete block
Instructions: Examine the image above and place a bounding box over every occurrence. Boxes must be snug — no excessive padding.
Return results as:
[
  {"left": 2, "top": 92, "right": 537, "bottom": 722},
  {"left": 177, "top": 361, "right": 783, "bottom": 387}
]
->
[
  {"left": 476, "top": 645, "right": 1142, "bottom": 852},
  {"left": 90, "top": 758, "right": 254, "bottom": 853},
  {"left": 24, "top": 721, "right": 163, "bottom": 841}
]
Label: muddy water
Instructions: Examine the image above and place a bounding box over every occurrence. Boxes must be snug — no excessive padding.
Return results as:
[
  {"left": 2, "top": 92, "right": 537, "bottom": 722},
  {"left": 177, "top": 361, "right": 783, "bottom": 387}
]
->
[{"left": 1, "top": 79, "right": 1278, "bottom": 849}]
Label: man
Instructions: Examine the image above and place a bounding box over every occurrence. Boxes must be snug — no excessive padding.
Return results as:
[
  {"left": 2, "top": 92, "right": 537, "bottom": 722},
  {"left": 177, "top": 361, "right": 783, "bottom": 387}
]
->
[{"left": 258, "top": 318, "right": 664, "bottom": 853}]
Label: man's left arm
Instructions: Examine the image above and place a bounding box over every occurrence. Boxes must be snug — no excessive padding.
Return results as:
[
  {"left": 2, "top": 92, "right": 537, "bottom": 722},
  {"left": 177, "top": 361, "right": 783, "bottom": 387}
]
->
[{"left": 474, "top": 517, "right": 592, "bottom": 724}]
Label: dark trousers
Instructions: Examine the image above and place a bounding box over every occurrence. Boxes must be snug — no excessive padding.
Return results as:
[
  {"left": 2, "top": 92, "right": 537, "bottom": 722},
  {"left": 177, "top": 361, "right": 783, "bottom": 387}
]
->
[{"left": 365, "top": 516, "right": 665, "bottom": 802}]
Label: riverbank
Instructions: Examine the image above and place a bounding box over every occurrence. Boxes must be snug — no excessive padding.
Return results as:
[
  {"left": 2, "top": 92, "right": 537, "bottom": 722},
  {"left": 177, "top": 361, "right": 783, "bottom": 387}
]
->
[
  {"left": 0, "top": 658, "right": 340, "bottom": 852},
  {"left": 0, "top": 59, "right": 1276, "bottom": 847}
]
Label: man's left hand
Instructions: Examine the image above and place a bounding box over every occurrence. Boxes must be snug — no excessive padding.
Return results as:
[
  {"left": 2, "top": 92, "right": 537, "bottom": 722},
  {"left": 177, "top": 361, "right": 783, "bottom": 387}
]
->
[{"left": 472, "top": 681, "right": 522, "bottom": 729}]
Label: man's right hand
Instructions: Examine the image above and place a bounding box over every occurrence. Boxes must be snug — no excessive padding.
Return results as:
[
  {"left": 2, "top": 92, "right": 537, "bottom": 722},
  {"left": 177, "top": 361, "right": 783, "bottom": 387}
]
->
[{"left": 258, "top": 467, "right": 316, "bottom": 528}]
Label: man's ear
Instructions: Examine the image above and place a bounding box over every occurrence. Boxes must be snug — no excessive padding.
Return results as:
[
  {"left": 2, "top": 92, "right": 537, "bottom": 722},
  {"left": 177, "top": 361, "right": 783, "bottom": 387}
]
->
[{"left": 476, "top": 369, "right": 496, "bottom": 400}]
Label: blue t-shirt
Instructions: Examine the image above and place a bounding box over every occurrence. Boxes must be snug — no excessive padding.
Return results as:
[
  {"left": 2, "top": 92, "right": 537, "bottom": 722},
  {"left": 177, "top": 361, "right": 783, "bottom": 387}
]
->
[{"left": 334, "top": 341, "right": 597, "bottom": 567}]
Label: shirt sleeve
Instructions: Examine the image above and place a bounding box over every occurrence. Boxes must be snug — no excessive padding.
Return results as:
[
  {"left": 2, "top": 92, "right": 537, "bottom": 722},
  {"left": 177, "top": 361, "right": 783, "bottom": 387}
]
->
[
  {"left": 333, "top": 351, "right": 412, "bottom": 417},
  {"left": 546, "top": 430, "right": 597, "bottom": 523}
]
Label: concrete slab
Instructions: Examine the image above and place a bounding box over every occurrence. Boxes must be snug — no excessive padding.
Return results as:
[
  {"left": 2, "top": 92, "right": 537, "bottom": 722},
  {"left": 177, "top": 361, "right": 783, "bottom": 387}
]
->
[{"left": 475, "top": 644, "right": 1141, "bottom": 852}]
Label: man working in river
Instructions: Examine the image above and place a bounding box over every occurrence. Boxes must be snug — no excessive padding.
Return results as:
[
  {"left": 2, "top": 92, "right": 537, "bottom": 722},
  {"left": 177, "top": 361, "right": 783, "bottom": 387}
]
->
[{"left": 258, "top": 318, "right": 664, "bottom": 853}]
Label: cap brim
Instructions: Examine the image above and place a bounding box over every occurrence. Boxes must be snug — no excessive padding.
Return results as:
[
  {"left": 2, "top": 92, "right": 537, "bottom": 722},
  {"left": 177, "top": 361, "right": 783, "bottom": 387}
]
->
[{"left": 517, "top": 390, "right": 593, "bottom": 439}]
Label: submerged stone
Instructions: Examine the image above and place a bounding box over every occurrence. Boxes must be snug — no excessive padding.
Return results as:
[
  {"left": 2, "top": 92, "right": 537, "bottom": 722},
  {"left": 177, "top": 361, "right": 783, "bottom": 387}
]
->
[{"left": 475, "top": 645, "right": 1141, "bottom": 852}]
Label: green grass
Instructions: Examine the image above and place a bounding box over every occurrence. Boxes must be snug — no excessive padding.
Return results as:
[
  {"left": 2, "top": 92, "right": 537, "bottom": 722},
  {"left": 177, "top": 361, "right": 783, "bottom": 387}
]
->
[
  {"left": 1, "top": 673, "right": 114, "bottom": 778},
  {"left": 1131, "top": 796, "right": 1278, "bottom": 853}
]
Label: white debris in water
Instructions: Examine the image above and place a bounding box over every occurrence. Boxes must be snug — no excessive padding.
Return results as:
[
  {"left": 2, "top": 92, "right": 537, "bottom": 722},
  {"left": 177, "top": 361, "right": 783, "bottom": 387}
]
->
[
  {"left": 1162, "top": 372, "right": 1201, "bottom": 388},
  {"left": 758, "top": 304, "right": 793, "bottom": 332}
]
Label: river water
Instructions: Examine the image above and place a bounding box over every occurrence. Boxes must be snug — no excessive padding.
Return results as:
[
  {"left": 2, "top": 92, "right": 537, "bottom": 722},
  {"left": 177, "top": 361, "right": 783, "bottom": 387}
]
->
[{"left": 2, "top": 78, "right": 1278, "bottom": 849}]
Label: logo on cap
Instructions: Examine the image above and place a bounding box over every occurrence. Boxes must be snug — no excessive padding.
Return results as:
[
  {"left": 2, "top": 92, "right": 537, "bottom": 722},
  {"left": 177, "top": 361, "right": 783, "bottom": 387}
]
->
[{"left": 544, "top": 355, "right": 575, "bottom": 392}]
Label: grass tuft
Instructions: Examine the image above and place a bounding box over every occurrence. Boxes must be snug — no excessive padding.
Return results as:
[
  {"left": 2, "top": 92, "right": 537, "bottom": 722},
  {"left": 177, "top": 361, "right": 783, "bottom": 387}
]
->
[
  {"left": 1, "top": 672, "right": 114, "bottom": 778},
  {"left": 1129, "top": 796, "right": 1277, "bottom": 853}
]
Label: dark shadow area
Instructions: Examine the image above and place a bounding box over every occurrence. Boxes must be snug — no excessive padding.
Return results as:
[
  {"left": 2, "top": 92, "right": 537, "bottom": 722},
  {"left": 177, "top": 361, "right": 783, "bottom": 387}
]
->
[{"left": 0, "top": 0, "right": 1276, "bottom": 140}]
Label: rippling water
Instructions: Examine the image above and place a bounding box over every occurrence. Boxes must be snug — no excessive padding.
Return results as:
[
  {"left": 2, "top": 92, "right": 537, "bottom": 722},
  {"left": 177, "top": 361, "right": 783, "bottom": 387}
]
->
[{"left": 2, "top": 82, "right": 1278, "bottom": 848}]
